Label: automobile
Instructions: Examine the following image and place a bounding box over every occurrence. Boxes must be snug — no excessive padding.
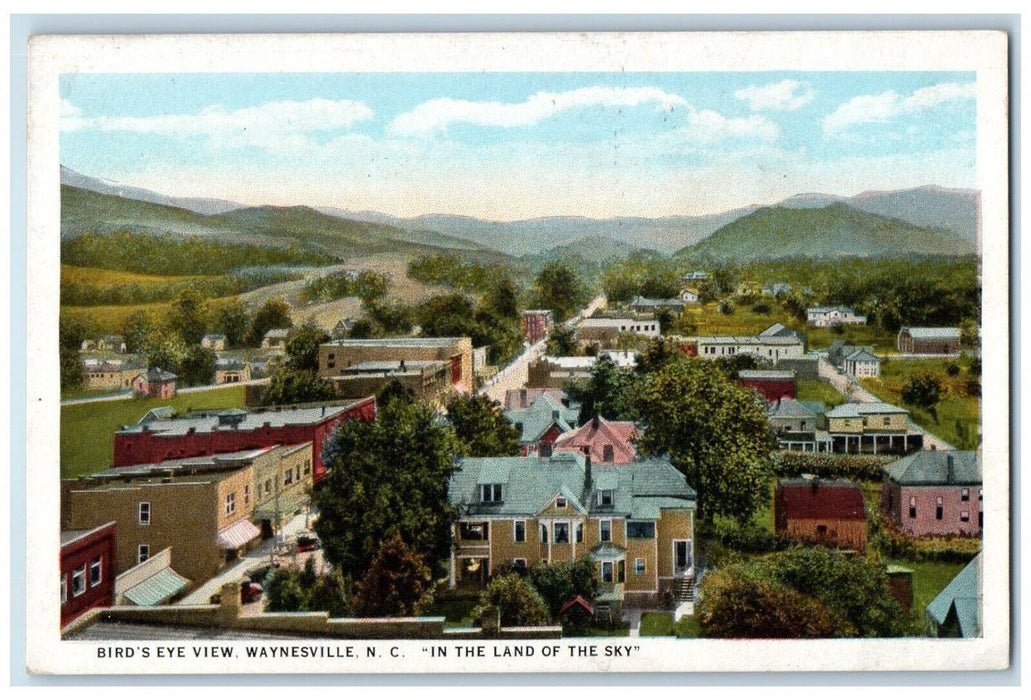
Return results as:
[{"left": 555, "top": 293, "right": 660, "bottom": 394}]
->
[
  {"left": 295, "top": 534, "right": 321, "bottom": 553},
  {"left": 241, "top": 580, "right": 263, "bottom": 604}
]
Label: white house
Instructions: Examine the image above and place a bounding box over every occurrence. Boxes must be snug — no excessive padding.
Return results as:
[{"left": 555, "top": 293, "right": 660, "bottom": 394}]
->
[
  {"left": 807, "top": 306, "right": 868, "bottom": 327},
  {"left": 842, "top": 348, "right": 881, "bottom": 378}
]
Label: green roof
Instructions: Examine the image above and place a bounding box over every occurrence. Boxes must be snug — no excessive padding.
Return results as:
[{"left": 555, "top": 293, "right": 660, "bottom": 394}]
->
[
  {"left": 504, "top": 394, "right": 580, "bottom": 443},
  {"left": 926, "top": 554, "right": 981, "bottom": 637},
  {"left": 885, "top": 451, "right": 981, "bottom": 485},
  {"left": 122, "top": 567, "right": 191, "bottom": 606}
]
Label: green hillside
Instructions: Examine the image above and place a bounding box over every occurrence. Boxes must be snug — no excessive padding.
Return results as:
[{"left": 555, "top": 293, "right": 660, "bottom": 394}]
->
[{"left": 678, "top": 202, "right": 974, "bottom": 262}]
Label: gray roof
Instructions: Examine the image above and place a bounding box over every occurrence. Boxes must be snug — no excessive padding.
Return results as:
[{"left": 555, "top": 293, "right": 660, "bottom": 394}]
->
[
  {"left": 346, "top": 360, "right": 447, "bottom": 372},
  {"left": 884, "top": 451, "right": 981, "bottom": 486},
  {"left": 826, "top": 402, "right": 908, "bottom": 418},
  {"left": 808, "top": 306, "right": 860, "bottom": 315},
  {"left": 60, "top": 521, "right": 116, "bottom": 547},
  {"left": 87, "top": 446, "right": 282, "bottom": 478},
  {"left": 143, "top": 367, "right": 177, "bottom": 382},
  {"left": 758, "top": 322, "right": 799, "bottom": 338},
  {"left": 324, "top": 337, "right": 467, "bottom": 348},
  {"left": 264, "top": 328, "right": 291, "bottom": 339},
  {"left": 739, "top": 369, "right": 796, "bottom": 380},
  {"left": 449, "top": 452, "right": 695, "bottom": 519},
  {"left": 695, "top": 335, "right": 802, "bottom": 346},
  {"left": 926, "top": 554, "right": 981, "bottom": 637},
  {"left": 504, "top": 394, "right": 580, "bottom": 443},
  {"left": 116, "top": 400, "right": 368, "bottom": 436},
  {"left": 628, "top": 296, "right": 683, "bottom": 308},
  {"left": 902, "top": 327, "right": 961, "bottom": 339},
  {"left": 844, "top": 349, "right": 880, "bottom": 363},
  {"left": 769, "top": 397, "right": 820, "bottom": 420}
]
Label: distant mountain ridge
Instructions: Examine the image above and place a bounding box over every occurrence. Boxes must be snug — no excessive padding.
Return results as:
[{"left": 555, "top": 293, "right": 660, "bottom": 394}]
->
[{"left": 60, "top": 165, "right": 244, "bottom": 216}]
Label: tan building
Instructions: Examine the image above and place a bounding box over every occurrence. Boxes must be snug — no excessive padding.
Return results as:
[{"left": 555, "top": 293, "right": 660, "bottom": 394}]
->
[
  {"left": 824, "top": 401, "right": 922, "bottom": 454},
  {"left": 213, "top": 358, "right": 252, "bottom": 385},
  {"left": 318, "top": 337, "right": 474, "bottom": 392},
  {"left": 82, "top": 359, "right": 143, "bottom": 392},
  {"left": 448, "top": 451, "right": 697, "bottom": 609},
  {"left": 327, "top": 360, "right": 451, "bottom": 405},
  {"left": 248, "top": 443, "right": 315, "bottom": 537},
  {"left": 61, "top": 450, "right": 279, "bottom": 587}
]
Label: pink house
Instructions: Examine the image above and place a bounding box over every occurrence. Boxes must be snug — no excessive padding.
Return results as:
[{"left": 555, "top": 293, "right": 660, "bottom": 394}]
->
[
  {"left": 881, "top": 451, "right": 982, "bottom": 536},
  {"left": 133, "top": 368, "right": 177, "bottom": 399},
  {"left": 553, "top": 415, "right": 638, "bottom": 464}
]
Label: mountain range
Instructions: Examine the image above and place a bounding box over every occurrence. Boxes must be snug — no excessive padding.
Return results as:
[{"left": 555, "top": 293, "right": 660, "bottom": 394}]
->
[{"left": 60, "top": 166, "right": 980, "bottom": 264}]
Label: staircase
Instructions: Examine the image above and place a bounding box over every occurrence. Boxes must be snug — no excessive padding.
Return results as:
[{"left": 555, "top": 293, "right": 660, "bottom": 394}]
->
[{"left": 671, "top": 575, "right": 695, "bottom": 603}]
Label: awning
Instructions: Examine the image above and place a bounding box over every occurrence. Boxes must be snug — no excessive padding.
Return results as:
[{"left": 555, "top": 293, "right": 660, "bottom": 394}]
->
[
  {"left": 122, "top": 567, "right": 190, "bottom": 606},
  {"left": 217, "top": 519, "right": 262, "bottom": 550},
  {"left": 251, "top": 493, "right": 309, "bottom": 521},
  {"left": 588, "top": 542, "right": 627, "bottom": 562}
]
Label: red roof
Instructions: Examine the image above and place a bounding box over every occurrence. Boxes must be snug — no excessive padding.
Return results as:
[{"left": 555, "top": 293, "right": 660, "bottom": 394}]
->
[
  {"left": 559, "top": 595, "right": 594, "bottom": 617},
  {"left": 553, "top": 416, "right": 638, "bottom": 464},
  {"left": 776, "top": 479, "right": 866, "bottom": 521}
]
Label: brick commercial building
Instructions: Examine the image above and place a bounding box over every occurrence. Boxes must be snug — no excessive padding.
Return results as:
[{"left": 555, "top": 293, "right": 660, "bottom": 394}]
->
[
  {"left": 318, "top": 337, "right": 474, "bottom": 393},
  {"left": 896, "top": 327, "right": 962, "bottom": 355},
  {"left": 775, "top": 477, "right": 868, "bottom": 551},
  {"left": 880, "top": 450, "right": 982, "bottom": 537},
  {"left": 738, "top": 369, "right": 797, "bottom": 403},
  {"left": 60, "top": 521, "right": 117, "bottom": 627},
  {"left": 327, "top": 360, "right": 451, "bottom": 405},
  {"left": 521, "top": 310, "right": 554, "bottom": 344},
  {"left": 112, "top": 399, "right": 376, "bottom": 484}
]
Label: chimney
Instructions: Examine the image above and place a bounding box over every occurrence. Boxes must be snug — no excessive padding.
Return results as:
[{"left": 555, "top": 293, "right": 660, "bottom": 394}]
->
[
  {"left": 592, "top": 415, "right": 600, "bottom": 430},
  {"left": 583, "top": 446, "right": 592, "bottom": 489},
  {"left": 400, "top": 360, "right": 406, "bottom": 372},
  {"left": 946, "top": 453, "right": 956, "bottom": 482}
]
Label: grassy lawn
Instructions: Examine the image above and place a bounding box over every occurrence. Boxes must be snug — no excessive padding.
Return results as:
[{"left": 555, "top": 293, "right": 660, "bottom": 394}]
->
[
  {"left": 421, "top": 597, "right": 479, "bottom": 628},
  {"left": 674, "top": 615, "right": 702, "bottom": 638},
  {"left": 61, "top": 385, "right": 246, "bottom": 478},
  {"left": 860, "top": 357, "right": 980, "bottom": 449},
  {"left": 584, "top": 623, "right": 631, "bottom": 637},
  {"left": 885, "top": 558, "right": 968, "bottom": 617},
  {"left": 806, "top": 325, "right": 898, "bottom": 354},
  {"left": 674, "top": 302, "right": 795, "bottom": 337},
  {"left": 639, "top": 612, "right": 674, "bottom": 636},
  {"left": 796, "top": 379, "right": 847, "bottom": 408}
]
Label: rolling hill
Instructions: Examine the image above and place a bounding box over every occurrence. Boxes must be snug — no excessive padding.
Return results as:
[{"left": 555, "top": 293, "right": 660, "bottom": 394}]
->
[
  {"left": 677, "top": 202, "right": 976, "bottom": 262},
  {"left": 61, "top": 165, "right": 243, "bottom": 215}
]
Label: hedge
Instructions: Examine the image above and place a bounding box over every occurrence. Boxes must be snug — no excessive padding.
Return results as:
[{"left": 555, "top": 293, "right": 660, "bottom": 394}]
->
[
  {"left": 773, "top": 452, "right": 894, "bottom": 482},
  {"left": 870, "top": 516, "right": 982, "bottom": 564}
]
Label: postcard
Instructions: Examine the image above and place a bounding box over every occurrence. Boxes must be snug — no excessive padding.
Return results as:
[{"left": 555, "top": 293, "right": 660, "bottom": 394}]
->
[{"left": 25, "top": 30, "right": 1009, "bottom": 674}]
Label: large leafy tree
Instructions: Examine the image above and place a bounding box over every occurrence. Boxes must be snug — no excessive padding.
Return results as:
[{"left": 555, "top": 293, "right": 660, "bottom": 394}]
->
[
  {"left": 120, "top": 309, "right": 155, "bottom": 354},
  {"left": 351, "top": 535, "right": 433, "bottom": 617},
  {"left": 531, "top": 260, "right": 590, "bottom": 322},
  {"left": 167, "top": 287, "right": 209, "bottom": 346},
  {"left": 212, "top": 298, "right": 251, "bottom": 348},
  {"left": 631, "top": 358, "right": 775, "bottom": 524},
  {"left": 245, "top": 297, "right": 293, "bottom": 347},
  {"left": 285, "top": 320, "right": 330, "bottom": 372},
  {"left": 445, "top": 393, "right": 521, "bottom": 458},
  {"left": 177, "top": 346, "right": 217, "bottom": 387},
  {"left": 260, "top": 369, "right": 336, "bottom": 406},
  {"left": 901, "top": 373, "right": 944, "bottom": 422},
  {"left": 471, "top": 573, "right": 550, "bottom": 627},
  {"left": 314, "top": 398, "right": 461, "bottom": 580},
  {"left": 59, "top": 315, "right": 93, "bottom": 392},
  {"left": 545, "top": 325, "right": 578, "bottom": 356},
  {"left": 526, "top": 559, "right": 599, "bottom": 619},
  {"left": 567, "top": 355, "right": 639, "bottom": 422}
]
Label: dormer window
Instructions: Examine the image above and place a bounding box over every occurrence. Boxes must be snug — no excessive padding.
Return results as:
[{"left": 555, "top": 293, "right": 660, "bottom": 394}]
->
[
  {"left": 602, "top": 445, "right": 614, "bottom": 462},
  {"left": 481, "top": 484, "right": 503, "bottom": 503},
  {"left": 556, "top": 496, "right": 567, "bottom": 508},
  {"left": 598, "top": 490, "right": 614, "bottom": 507}
]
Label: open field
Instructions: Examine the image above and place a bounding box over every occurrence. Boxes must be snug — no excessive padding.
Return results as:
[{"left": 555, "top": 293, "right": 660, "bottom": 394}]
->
[
  {"left": 806, "top": 324, "right": 899, "bottom": 354},
  {"left": 61, "top": 385, "right": 246, "bottom": 479},
  {"left": 61, "top": 264, "right": 208, "bottom": 286},
  {"left": 796, "top": 379, "right": 847, "bottom": 408},
  {"left": 860, "top": 357, "right": 980, "bottom": 449},
  {"left": 62, "top": 300, "right": 177, "bottom": 333}
]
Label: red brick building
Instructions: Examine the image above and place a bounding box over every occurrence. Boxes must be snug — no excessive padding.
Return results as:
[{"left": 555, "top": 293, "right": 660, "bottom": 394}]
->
[
  {"left": 112, "top": 398, "right": 376, "bottom": 484},
  {"left": 132, "top": 367, "right": 177, "bottom": 399},
  {"left": 775, "top": 478, "right": 868, "bottom": 551},
  {"left": 521, "top": 310, "right": 554, "bottom": 345},
  {"left": 61, "top": 521, "right": 116, "bottom": 627},
  {"left": 738, "top": 369, "right": 797, "bottom": 403}
]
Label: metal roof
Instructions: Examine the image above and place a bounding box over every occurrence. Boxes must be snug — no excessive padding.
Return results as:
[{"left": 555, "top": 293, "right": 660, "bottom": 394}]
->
[
  {"left": 739, "top": 370, "right": 796, "bottom": 380},
  {"left": 926, "top": 553, "right": 981, "bottom": 637},
  {"left": 884, "top": 450, "right": 981, "bottom": 485},
  {"left": 902, "top": 327, "right": 961, "bottom": 339},
  {"left": 324, "top": 337, "right": 467, "bottom": 348},
  {"left": 122, "top": 567, "right": 191, "bottom": 606},
  {"left": 117, "top": 400, "right": 369, "bottom": 436},
  {"left": 825, "top": 402, "right": 908, "bottom": 418}
]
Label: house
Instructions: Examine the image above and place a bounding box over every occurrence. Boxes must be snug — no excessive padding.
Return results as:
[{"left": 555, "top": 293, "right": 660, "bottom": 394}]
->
[
  {"left": 774, "top": 477, "right": 868, "bottom": 551},
  {"left": 806, "top": 306, "right": 868, "bottom": 327},
  {"left": 99, "top": 335, "right": 127, "bottom": 353},
  {"left": 627, "top": 296, "right": 684, "bottom": 316},
  {"left": 824, "top": 401, "right": 922, "bottom": 455},
  {"left": 62, "top": 457, "right": 261, "bottom": 587},
  {"left": 112, "top": 547, "right": 190, "bottom": 607},
  {"left": 527, "top": 356, "right": 598, "bottom": 388},
  {"left": 262, "top": 328, "right": 291, "bottom": 351},
  {"left": 926, "top": 554, "right": 982, "bottom": 638},
  {"left": 762, "top": 282, "right": 793, "bottom": 297},
  {"left": 447, "top": 451, "right": 697, "bottom": 608},
  {"left": 688, "top": 335, "right": 805, "bottom": 363},
  {"left": 553, "top": 415, "right": 638, "bottom": 464},
  {"left": 599, "top": 350, "right": 638, "bottom": 369},
  {"left": 842, "top": 348, "right": 881, "bottom": 378},
  {"left": 318, "top": 337, "right": 475, "bottom": 393},
  {"left": 328, "top": 359, "right": 452, "bottom": 404},
  {"left": 132, "top": 367, "right": 177, "bottom": 399},
  {"left": 201, "top": 334, "right": 227, "bottom": 351},
  {"left": 682, "top": 271, "right": 709, "bottom": 283},
  {"left": 681, "top": 289, "right": 700, "bottom": 304},
  {"left": 213, "top": 358, "right": 251, "bottom": 385},
  {"left": 880, "top": 450, "right": 982, "bottom": 536},
  {"left": 82, "top": 358, "right": 145, "bottom": 392},
  {"left": 521, "top": 310, "right": 554, "bottom": 345},
  {"left": 112, "top": 398, "right": 376, "bottom": 484},
  {"left": 505, "top": 393, "right": 581, "bottom": 457},
  {"left": 738, "top": 369, "right": 797, "bottom": 403},
  {"left": 897, "top": 327, "right": 962, "bottom": 355},
  {"left": 332, "top": 318, "right": 355, "bottom": 340},
  {"left": 503, "top": 388, "right": 573, "bottom": 411},
  {"left": 768, "top": 397, "right": 832, "bottom": 452},
  {"left": 758, "top": 322, "right": 804, "bottom": 343},
  {"left": 60, "top": 521, "right": 117, "bottom": 627},
  {"left": 575, "top": 317, "right": 661, "bottom": 343}
]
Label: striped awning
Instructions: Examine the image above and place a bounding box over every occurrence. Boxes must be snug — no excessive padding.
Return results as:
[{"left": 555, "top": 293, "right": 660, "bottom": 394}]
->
[
  {"left": 588, "top": 542, "right": 627, "bottom": 562},
  {"left": 217, "top": 519, "right": 261, "bottom": 550},
  {"left": 122, "top": 567, "right": 190, "bottom": 606}
]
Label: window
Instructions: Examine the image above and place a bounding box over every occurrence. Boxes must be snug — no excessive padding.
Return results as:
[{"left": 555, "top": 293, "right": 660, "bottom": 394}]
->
[
  {"left": 304, "top": 460, "right": 311, "bottom": 475},
  {"left": 602, "top": 444, "right": 614, "bottom": 462},
  {"left": 296, "top": 466, "right": 301, "bottom": 481},
  {"left": 244, "top": 484, "right": 250, "bottom": 506},
  {"left": 961, "top": 488, "right": 970, "bottom": 502},
  {"left": 540, "top": 524, "right": 549, "bottom": 543},
  {"left": 817, "top": 524, "right": 828, "bottom": 535},
  {"left": 481, "top": 483, "right": 503, "bottom": 503},
  {"left": 554, "top": 522, "right": 570, "bottom": 544},
  {"left": 513, "top": 558, "right": 527, "bottom": 572},
  {"left": 138, "top": 501, "right": 151, "bottom": 525},
  {"left": 600, "top": 520, "right": 612, "bottom": 542},
  {"left": 935, "top": 496, "right": 944, "bottom": 521},
  {"left": 71, "top": 566, "right": 86, "bottom": 597},
  {"left": 909, "top": 496, "right": 917, "bottom": 519},
  {"left": 61, "top": 575, "right": 67, "bottom": 604},
  {"left": 539, "top": 442, "right": 553, "bottom": 457},
  {"left": 601, "top": 561, "right": 613, "bottom": 583},
  {"left": 979, "top": 489, "right": 983, "bottom": 501},
  {"left": 556, "top": 496, "right": 567, "bottom": 508},
  {"left": 89, "top": 557, "right": 102, "bottom": 587},
  {"left": 265, "top": 479, "right": 272, "bottom": 495},
  {"left": 284, "top": 469, "right": 293, "bottom": 485},
  {"left": 960, "top": 510, "right": 970, "bottom": 523},
  {"left": 633, "top": 558, "right": 646, "bottom": 576},
  {"left": 514, "top": 520, "right": 526, "bottom": 543},
  {"left": 627, "top": 521, "right": 656, "bottom": 539},
  {"left": 618, "top": 560, "right": 625, "bottom": 583},
  {"left": 576, "top": 522, "right": 584, "bottom": 543},
  {"left": 598, "top": 490, "right": 613, "bottom": 507},
  {"left": 225, "top": 492, "right": 236, "bottom": 515},
  {"left": 138, "top": 545, "right": 150, "bottom": 564},
  {"left": 459, "top": 522, "right": 488, "bottom": 541}
]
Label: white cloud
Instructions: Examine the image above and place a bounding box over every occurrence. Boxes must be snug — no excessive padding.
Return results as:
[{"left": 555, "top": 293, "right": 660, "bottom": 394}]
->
[
  {"left": 734, "top": 79, "right": 815, "bottom": 112},
  {"left": 60, "top": 99, "right": 375, "bottom": 142},
  {"left": 681, "top": 110, "right": 780, "bottom": 143},
  {"left": 388, "top": 86, "right": 688, "bottom": 136},
  {"left": 822, "top": 82, "right": 975, "bottom": 136}
]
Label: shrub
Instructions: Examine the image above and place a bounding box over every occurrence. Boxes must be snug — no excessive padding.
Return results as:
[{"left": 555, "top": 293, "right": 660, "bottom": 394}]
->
[
  {"left": 471, "top": 574, "right": 550, "bottom": 627},
  {"left": 772, "top": 452, "right": 892, "bottom": 482}
]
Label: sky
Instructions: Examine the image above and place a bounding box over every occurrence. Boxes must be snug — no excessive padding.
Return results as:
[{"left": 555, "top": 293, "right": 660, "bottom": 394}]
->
[{"left": 59, "top": 71, "right": 977, "bottom": 220}]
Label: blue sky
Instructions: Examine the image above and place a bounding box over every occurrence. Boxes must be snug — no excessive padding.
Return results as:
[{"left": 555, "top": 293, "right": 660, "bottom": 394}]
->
[{"left": 60, "top": 71, "right": 977, "bottom": 219}]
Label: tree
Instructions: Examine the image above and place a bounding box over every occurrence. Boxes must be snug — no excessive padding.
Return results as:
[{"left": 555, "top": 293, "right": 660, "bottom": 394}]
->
[
  {"left": 631, "top": 358, "right": 775, "bottom": 524},
  {"left": 262, "top": 562, "right": 351, "bottom": 616},
  {"left": 364, "top": 299, "right": 414, "bottom": 335},
  {"left": 445, "top": 393, "right": 521, "bottom": 458},
  {"left": 213, "top": 298, "right": 251, "bottom": 348},
  {"left": 959, "top": 318, "right": 979, "bottom": 348},
  {"left": 265, "top": 568, "right": 307, "bottom": 612},
  {"left": 482, "top": 275, "right": 521, "bottom": 320},
  {"left": 545, "top": 325, "right": 578, "bottom": 356},
  {"left": 471, "top": 574, "right": 550, "bottom": 627},
  {"left": 351, "top": 535, "right": 433, "bottom": 617},
  {"left": 567, "top": 355, "right": 638, "bottom": 422},
  {"left": 260, "top": 369, "right": 336, "bottom": 406},
  {"left": 531, "top": 260, "right": 589, "bottom": 322},
  {"left": 526, "top": 559, "right": 599, "bottom": 619},
  {"left": 314, "top": 398, "right": 461, "bottom": 580},
  {"left": 167, "top": 287, "right": 209, "bottom": 345},
  {"left": 246, "top": 297, "right": 293, "bottom": 347},
  {"left": 285, "top": 321, "right": 330, "bottom": 372},
  {"left": 355, "top": 271, "right": 388, "bottom": 304},
  {"left": 901, "top": 373, "right": 944, "bottom": 422},
  {"left": 121, "top": 309, "right": 155, "bottom": 354},
  {"left": 376, "top": 379, "right": 417, "bottom": 409},
  {"left": 59, "top": 315, "right": 93, "bottom": 392},
  {"left": 177, "top": 346, "right": 216, "bottom": 387},
  {"left": 143, "top": 328, "right": 189, "bottom": 375}
]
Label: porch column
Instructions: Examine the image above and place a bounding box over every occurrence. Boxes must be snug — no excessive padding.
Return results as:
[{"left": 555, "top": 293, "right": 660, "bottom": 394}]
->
[{"left": 449, "top": 548, "right": 456, "bottom": 588}]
